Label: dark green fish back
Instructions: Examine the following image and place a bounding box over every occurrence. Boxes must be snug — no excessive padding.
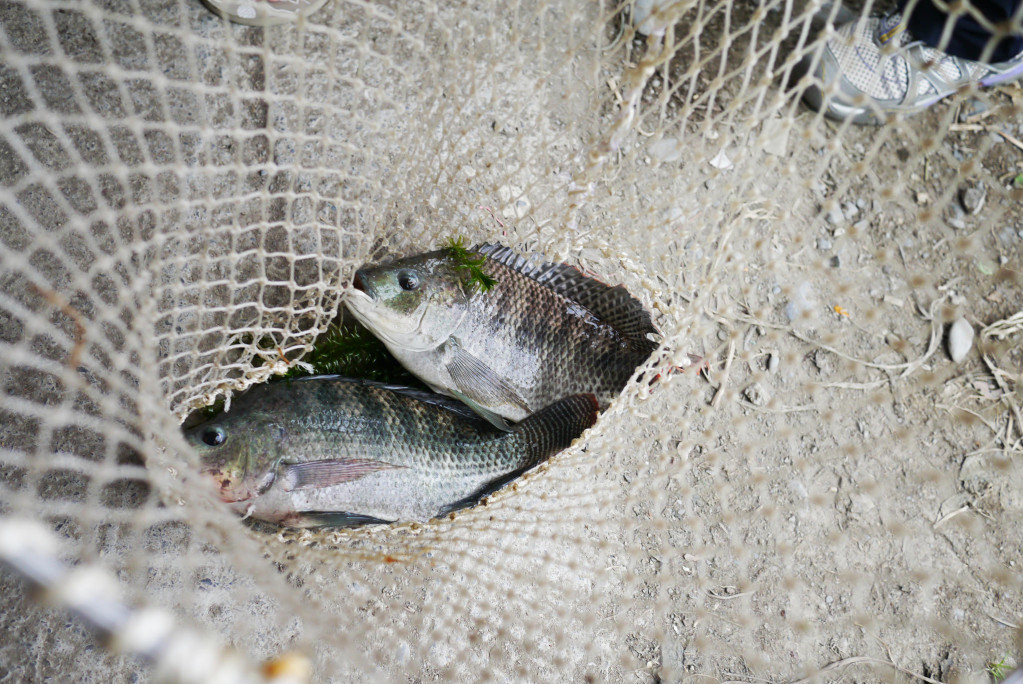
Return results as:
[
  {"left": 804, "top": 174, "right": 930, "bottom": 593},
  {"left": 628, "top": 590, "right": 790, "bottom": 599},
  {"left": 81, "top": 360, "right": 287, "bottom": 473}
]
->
[
  {"left": 477, "top": 244, "right": 659, "bottom": 356},
  {"left": 463, "top": 244, "right": 659, "bottom": 409},
  {"left": 229, "top": 375, "right": 595, "bottom": 486}
]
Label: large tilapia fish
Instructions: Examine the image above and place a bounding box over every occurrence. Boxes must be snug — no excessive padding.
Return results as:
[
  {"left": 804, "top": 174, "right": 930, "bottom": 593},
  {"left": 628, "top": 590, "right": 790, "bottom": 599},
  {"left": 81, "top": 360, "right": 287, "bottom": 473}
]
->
[
  {"left": 345, "top": 243, "right": 659, "bottom": 429},
  {"left": 185, "top": 375, "right": 597, "bottom": 527}
]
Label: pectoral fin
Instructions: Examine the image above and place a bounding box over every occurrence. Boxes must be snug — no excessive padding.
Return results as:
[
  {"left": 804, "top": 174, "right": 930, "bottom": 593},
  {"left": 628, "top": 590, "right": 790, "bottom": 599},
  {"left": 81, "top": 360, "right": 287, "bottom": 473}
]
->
[
  {"left": 281, "top": 458, "right": 403, "bottom": 492},
  {"left": 285, "top": 511, "right": 394, "bottom": 528},
  {"left": 444, "top": 339, "right": 530, "bottom": 427},
  {"left": 449, "top": 389, "right": 514, "bottom": 432}
]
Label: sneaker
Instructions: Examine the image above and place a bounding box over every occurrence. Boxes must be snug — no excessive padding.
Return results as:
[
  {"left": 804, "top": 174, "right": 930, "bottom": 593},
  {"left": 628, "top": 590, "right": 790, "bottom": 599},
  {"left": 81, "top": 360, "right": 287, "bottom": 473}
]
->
[{"left": 802, "top": 13, "right": 1023, "bottom": 124}]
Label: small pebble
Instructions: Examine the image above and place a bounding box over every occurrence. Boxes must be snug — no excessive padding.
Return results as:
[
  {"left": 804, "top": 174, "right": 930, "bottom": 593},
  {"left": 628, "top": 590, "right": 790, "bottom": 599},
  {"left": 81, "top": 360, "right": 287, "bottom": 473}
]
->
[
  {"left": 649, "top": 137, "right": 682, "bottom": 162},
  {"left": 829, "top": 255, "right": 840, "bottom": 268},
  {"left": 813, "top": 349, "right": 836, "bottom": 375},
  {"left": 744, "top": 383, "right": 768, "bottom": 406},
  {"left": 709, "top": 148, "right": 733, "bottom": 170},
  {"left": 785, "top": 282, "right": 817, "bottom": 322},
  {"left": 843, "top": 202, "right": 859, "bottom": 218},
  {"left": 960, "top": 183, "right": 986, "bottom": 215},
  {"left": 817, "top": 237, "right": 832, "bottom": 250},
  {"left": 945, "top": 203, "right": 966, "bottom": 230},
  {"left": 958, "top": 98, "right": 989, "bottom": 122},
  {"left": 826, "top": 207, "right": 844, "bottom": 225},
  {"left": 767, "top": 353, "right": 780, "bottom": 373},
  {"left": 947, "top": 317, "right": 974, "bottom": 363}
]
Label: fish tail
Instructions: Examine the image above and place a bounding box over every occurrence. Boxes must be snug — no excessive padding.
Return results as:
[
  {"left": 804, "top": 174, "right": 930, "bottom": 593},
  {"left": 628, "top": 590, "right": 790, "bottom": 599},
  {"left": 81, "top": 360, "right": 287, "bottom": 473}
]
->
[{"left": 513, "top": 393, "right": 599, "bottom": 464}]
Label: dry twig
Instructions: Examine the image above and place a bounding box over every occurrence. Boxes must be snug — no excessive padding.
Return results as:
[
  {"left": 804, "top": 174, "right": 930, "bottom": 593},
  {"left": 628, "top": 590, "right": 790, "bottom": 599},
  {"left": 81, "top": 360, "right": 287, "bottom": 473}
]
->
[
  {"left": 786, "top": 656, "right": 945, "bottom": 684},
  {"left": 979, "top": 312, "right": 1023, "bottom": 441},
  {"left": 711, "top": 339, "right": 735, "bottom": 408},
  {"left": 949, "top": 122, "right": 1023, "bottom": 152},
  {"left": 28, "top": 283, "right": 86, "bottom": 369}
]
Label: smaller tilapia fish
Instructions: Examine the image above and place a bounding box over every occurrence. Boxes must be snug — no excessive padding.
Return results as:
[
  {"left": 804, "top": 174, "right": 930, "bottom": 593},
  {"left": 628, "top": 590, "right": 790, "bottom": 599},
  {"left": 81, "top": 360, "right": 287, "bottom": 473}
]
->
[
  {"left": 184, "top": 375, "right": 597, "bottom": 527},
  {"left": 345, "top": 243, "right": 659, "bottom": 429}
]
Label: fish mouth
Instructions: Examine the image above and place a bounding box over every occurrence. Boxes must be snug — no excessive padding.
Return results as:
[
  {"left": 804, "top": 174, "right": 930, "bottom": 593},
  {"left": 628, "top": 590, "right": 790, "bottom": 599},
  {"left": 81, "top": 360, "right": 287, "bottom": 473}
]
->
[
  {"left": 204, "top": 468, "right": 251, "bottom": 504},
  {"left": 352, "top": 270, "right": 371, "bottom": 296}
]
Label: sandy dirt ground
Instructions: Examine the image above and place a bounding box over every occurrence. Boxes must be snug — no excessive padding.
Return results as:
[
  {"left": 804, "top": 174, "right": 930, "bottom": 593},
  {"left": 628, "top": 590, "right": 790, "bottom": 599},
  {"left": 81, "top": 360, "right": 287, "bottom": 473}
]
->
[{"left": 0, "top": 1, "right": 1021, "bottom": 682}]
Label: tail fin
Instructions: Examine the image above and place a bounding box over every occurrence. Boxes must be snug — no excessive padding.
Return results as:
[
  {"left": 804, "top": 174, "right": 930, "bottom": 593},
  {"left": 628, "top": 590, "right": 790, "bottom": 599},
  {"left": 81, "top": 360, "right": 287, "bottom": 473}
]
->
[{"left": 513, "top": 393, "right": 599, "bottom": 465}]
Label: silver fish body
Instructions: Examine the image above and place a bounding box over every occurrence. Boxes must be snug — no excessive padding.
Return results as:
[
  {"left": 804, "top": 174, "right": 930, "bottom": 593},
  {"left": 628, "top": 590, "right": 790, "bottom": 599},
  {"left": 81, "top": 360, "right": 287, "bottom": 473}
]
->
[
  {"left": 345, "top": 244, "right": 659, "bottom": 427},
  {"left": 184, "top": 375, "right": 597, "bottom": 527}
]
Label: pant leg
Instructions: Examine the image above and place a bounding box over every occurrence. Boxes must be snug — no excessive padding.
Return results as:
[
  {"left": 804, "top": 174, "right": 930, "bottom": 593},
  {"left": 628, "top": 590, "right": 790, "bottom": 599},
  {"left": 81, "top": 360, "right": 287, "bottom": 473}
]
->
[{"left": 899, "top": 0, "right": 1023, "bottom": 62}]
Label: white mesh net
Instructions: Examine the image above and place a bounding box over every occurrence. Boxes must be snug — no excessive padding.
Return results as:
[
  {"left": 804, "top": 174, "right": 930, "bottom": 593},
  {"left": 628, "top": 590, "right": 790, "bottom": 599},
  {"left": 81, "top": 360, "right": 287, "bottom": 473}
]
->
[{"left": 1, "top": 0, "right": 1022, "bottom": 681}]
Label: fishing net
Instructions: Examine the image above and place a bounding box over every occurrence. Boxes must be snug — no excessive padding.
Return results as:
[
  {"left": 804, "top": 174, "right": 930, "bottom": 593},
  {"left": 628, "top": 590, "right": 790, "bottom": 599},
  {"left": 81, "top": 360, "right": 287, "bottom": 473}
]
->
[{"left": 1, "top": 0, "right": 1021, "bottom": 681}]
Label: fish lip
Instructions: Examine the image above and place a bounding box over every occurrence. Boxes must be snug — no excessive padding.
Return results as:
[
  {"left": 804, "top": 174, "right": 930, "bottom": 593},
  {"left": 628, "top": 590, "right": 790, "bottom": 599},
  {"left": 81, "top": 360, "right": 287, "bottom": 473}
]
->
[{"left": 203, "top": 467, "right": 253, "bottom": 504}]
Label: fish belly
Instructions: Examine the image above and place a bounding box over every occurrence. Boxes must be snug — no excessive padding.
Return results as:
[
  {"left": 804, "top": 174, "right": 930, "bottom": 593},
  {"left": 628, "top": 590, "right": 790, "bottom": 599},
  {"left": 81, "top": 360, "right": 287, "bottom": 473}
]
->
[{"left": 250, "top": 466, "right": 504, "bottom": 524}]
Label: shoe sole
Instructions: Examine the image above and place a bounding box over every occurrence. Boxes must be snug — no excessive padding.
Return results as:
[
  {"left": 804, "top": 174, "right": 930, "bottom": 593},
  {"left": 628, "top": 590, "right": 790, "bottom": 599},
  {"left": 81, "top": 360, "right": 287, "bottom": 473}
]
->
[{"left": 980, "top": 58, "right": 1023, "bottom": 87}]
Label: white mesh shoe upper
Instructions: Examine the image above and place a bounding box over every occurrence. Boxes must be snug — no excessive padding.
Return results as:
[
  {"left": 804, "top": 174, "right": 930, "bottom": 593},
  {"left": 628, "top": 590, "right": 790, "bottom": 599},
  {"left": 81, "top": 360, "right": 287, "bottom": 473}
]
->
[{"left": 827, "top": 14, "right": 974, "bottom": 102}]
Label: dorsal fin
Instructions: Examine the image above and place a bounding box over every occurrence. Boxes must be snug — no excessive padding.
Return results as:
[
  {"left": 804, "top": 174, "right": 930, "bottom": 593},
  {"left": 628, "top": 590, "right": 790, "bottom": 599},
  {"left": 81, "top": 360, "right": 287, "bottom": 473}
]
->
[{"left": 475, "top": 243, "right": 659, "bottom": 354}]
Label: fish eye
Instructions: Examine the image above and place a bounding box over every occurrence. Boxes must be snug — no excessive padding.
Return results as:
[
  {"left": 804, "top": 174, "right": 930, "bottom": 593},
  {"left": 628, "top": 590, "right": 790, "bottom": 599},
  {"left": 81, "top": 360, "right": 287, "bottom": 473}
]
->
[
  {"left": 201, "top": 427, "right": 226, "bottom": 447},
  {"left": 398, "top": 270, "right": 420, "bottom": 291}
]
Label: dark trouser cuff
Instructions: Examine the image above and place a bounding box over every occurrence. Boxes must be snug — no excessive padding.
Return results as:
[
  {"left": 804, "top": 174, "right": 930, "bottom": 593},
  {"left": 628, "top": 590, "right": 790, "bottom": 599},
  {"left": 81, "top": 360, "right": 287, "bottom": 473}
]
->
[{"left": 899, "top": 0, "right": 1023, "bottom": 62}]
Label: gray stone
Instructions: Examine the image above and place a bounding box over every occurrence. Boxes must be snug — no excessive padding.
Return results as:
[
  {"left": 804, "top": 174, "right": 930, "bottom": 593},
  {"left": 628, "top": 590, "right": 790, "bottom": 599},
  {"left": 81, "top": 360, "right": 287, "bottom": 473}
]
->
[
  {"left": 945, "top": 202, "right": 967, "bottom": 230},
  {"left": 785, "top": 281, "right": 817, "bottom": 322},
  {"left": 816, "top": 237, "right": 832, "bottom": 250},
  {"left": 960, "top": 183, "right": 986, "bottom": 215},
  {"left": 744, "top": 382, "right": 768, "bottom": 406},
  {"left": 812, "top": 349, "right": 836, "bottom": 375},
  {"left": 958, "top": 98, "right": 989, "bottom": 122},
  {"left": 826, "top": 207, "right": 845, "bottom": 225}
]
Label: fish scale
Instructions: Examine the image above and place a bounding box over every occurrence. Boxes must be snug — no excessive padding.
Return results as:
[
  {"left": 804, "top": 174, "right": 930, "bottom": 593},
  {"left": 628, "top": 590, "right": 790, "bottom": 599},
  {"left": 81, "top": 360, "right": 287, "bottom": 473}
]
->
[{"left": 185, "top": 376, "right": 597, "bottom": 527}]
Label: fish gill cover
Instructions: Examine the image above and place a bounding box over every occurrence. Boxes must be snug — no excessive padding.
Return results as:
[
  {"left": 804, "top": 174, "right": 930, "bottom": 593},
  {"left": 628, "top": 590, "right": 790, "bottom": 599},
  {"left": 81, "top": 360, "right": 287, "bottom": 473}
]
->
[{"left": 0, "top": 0, "right": 1021, "bottom": 683}]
